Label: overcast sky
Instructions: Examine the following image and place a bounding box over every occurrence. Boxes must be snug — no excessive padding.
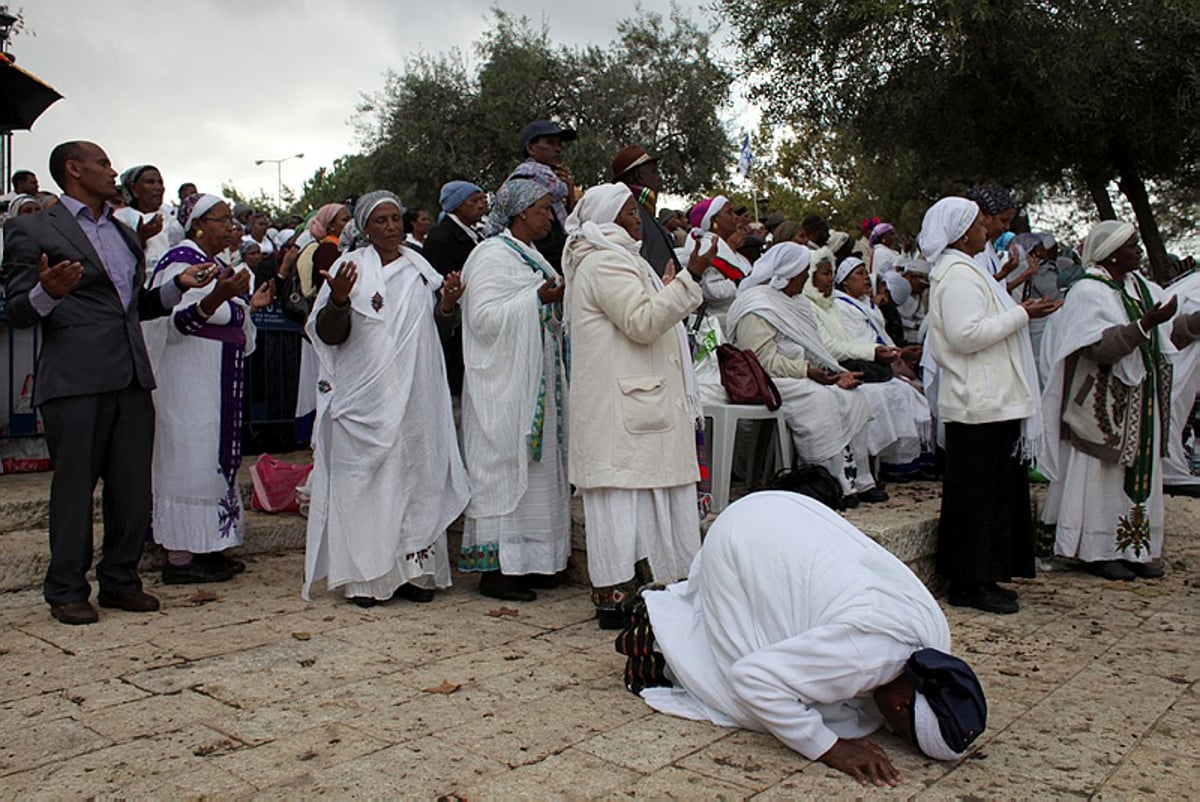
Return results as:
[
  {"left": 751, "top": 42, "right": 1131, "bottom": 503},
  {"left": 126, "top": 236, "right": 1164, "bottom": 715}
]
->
[{"left": 13, "top": 0, "right": 746, "bottom": 204}]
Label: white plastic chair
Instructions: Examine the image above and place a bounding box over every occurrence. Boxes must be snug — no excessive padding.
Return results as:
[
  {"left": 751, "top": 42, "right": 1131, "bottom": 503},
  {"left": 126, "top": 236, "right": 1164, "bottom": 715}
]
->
[{"left": 703, "top": 402, "right": 793, "bottom": 513}]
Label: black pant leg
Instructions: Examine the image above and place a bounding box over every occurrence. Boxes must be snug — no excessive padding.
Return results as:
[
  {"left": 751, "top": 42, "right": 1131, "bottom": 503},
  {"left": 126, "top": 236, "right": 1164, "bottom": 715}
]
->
[
  {"left": 39, "top": 393, "right": 110, "bottom": 605},
  {"left": 95, "top": 386, "right": 155, "bottom": 595}
]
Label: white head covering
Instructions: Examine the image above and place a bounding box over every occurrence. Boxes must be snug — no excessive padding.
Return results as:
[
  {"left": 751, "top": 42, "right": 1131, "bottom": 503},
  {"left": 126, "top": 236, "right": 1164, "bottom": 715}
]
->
[
  {"left": 739, "top": 241, "right": 810, "bottom": 291},
  {"left": 826, "top": 229, "right": 850, "bottom": 255},
  {"left": 918, "top": 197, "right": 979, "bottom": 263},
  {"left": 4, "top": 193, "right": 40, "bottom": 221},
  {"left": 1081, "top": 220, "right": 1136, "bottom": 267},
  {"left": 354, "top": 189, "right": 405, "bottom": 233},
  {"left": 178, "top": 193, "right": 222, "bottom": 234},
  {"left": 562, "top": 184, "right": 637, "bottom": 286},
  {"left": 883, "top": 270, "right": 912, "bottom": 306},
  {"left": 834, "top": 256, "right": 865, "bottom": 287},
  {"left": 913, "top": 693, "right": 967, "bottom": 761},
  {"left": 808, "top": 246, "right": 835, "bottom": 269}
]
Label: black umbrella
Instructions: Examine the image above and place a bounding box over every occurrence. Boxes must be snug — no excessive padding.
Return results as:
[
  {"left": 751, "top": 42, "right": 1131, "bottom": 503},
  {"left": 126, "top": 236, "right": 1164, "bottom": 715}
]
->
[{"left": 0, "top": 53, "right": 61, "bottom": 132}]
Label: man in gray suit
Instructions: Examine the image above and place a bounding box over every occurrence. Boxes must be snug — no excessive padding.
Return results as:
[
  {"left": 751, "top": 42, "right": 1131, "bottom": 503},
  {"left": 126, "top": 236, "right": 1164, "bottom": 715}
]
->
[{"left": 3, "top": 141, "right": 214, "bottom": 624}]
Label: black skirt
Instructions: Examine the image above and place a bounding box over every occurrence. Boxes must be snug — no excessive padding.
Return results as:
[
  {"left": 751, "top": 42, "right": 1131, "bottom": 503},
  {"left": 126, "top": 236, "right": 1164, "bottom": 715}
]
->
[{"left": 937, "top": 419, "right": 1036, "bottom": 587}]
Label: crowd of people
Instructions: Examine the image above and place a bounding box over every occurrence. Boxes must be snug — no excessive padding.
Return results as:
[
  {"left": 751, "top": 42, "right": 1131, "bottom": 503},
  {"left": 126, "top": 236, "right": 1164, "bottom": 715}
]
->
[{"left": 1, "top": 120, "right": 1196, "bottom": 784}]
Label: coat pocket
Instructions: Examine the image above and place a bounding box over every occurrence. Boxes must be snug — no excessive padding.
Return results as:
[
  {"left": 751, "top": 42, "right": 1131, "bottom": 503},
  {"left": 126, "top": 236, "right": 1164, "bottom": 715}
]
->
[{"left": 617, "top": 374, "right": 671, "bottom": 434}]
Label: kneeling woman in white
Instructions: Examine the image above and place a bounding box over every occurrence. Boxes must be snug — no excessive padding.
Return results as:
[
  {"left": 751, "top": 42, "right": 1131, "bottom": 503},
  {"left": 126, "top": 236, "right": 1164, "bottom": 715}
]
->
[
  {"left": 563, "top": 183, "right": 706, "bottom": 628},
  {"left": 303, "top": 191, "right": 469, "bottom": 606},
  {"left": 638, "top": 492, "right": 986, "bottom": 786}
]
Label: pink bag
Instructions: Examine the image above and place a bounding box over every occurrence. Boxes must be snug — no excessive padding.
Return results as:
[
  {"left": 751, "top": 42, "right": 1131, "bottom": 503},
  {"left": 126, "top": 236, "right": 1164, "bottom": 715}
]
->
[{"left": 250, "top": 454, "right": 313, "bottom": 514}]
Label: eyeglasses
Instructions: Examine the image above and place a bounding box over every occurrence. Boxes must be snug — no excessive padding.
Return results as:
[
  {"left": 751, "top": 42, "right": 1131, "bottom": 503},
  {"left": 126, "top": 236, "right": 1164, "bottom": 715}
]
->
[{"left": 200, "top": 214, "right": 233, "bottom": 224}]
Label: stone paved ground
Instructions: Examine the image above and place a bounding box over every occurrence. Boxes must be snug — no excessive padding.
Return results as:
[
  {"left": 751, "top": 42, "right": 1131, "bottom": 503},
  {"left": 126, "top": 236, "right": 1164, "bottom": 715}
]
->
[{"left": 0, "top": 490, "right": 1196, "bottom": 799}]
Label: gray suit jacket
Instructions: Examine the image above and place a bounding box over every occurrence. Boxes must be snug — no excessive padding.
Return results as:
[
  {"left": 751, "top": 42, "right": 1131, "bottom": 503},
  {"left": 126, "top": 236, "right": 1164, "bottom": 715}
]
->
[{"left": 3, "top": 201, "right": 174, "bottom": 406}]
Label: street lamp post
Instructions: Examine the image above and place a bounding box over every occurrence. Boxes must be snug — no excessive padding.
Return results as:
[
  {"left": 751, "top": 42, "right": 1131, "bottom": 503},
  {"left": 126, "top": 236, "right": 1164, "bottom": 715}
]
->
[{"left": 253, "top": 152, "right": 304, "bottom": 209}]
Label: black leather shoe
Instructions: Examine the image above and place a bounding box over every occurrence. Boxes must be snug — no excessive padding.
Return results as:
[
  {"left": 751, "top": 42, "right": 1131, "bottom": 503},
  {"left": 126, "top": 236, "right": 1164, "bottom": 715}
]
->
[
  {"left": 162, "top": 559, "right": 235, "bottom": 585},
  {"left": 196, "top": 551, "right": 246, "bottom": 574},
  {"left": 478, "top": 571, "right": 537, "bottom": 602},
  {"left": 986, "top": 582, "right": 1018, "bottom": 603},
  {"left": 1163, "top": 483, "right": 1200, "bottom": 498},
  {"left": 1121, "top": 560, "right": 1164, "bottom": 579},
  {"left": 1089, "top": 560, "right": 1136, "bottom": 581},
  {"left": 350, "top": 596, "right": 379, "bottom": 608},
  {"left": 857, "top": 487, "right": 890, "bottom": 504},
  {"left": 948, "top": 584, "right": 1019, "bottom": 614},
  {"left": 521, "top": 573, "right": 561, "bottom": 590},
  {"left": 393, "top": 583, "right": 436, "bottom": 603},
  {"left": 50, "top": 600, "right": 99, "bottom": 625},
  {"left": 596, "top": 608, "right": 627, "bottom": 630},
  {"left": 97, "top": 589, "right": 160, "bottom": 612}
]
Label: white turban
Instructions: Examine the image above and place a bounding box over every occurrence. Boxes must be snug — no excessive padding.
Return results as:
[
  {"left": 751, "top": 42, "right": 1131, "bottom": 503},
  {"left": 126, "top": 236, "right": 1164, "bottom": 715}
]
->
[
  {"left": 1081, "top": 220, "right": 1136, "bottom": 267},
  {"left": 562, "top": 183, "right": 638, "bottom": 284},
  {"left": 913, "top": 693, "right": 967, "bottom": 761},
  {"left": 883, "top": 270, "right": 912, "bottom": 306},
  {"left": 918, "top": 197, "right": 979, "bottom": 263},
  {"left": 740, "top": 241, "right": 811, "bottom": 291},
  {"left": 827, "top": 229, "right": 850, "bottom": 254},
  {"left": 178, "top": 193, "right": 223, "bottom": 234},
  {"left": 834, "top": 256, "right": 865, "bottom": 287},
  {"left": 809, "top": 246, "right": 835, "bottom": 269}
]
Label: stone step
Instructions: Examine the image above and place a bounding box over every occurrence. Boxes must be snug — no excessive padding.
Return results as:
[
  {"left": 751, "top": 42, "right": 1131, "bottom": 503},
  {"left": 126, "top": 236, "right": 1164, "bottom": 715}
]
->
[{"left": 0, "top": 456, "right": 942, "bottom": 593}]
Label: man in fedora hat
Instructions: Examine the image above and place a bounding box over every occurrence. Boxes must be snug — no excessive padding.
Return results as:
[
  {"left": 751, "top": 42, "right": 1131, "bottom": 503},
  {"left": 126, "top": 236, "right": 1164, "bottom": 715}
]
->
[{"left": 610, "top": 144, "right": 681, "bottom": 279}]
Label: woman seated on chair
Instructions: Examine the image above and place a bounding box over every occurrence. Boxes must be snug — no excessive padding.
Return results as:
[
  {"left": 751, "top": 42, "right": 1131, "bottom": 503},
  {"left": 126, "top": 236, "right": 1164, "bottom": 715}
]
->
[
  {"left": 728, "top": 243, "right": 885, "bottom": 505},
  {"left": 805, "top": 250, "right": 933, "bottom": 481}
]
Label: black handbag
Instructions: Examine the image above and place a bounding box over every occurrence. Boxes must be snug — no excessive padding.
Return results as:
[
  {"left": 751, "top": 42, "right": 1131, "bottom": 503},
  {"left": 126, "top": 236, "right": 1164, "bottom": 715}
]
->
[
  {"left": 278, "top": 272, "right": 312, "bottom": 325},
  {"left": 839, "top": 358, "right": 894, "bottom": 384},
  {"left": 766, "top": 463, "right": 846, "bottom": 511}
]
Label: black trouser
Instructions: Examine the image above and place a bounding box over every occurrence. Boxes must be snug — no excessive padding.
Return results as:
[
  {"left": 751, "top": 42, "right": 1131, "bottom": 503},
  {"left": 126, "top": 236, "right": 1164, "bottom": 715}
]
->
[{"left": 39, "top": 385, "right": 154, "bottom": 605}]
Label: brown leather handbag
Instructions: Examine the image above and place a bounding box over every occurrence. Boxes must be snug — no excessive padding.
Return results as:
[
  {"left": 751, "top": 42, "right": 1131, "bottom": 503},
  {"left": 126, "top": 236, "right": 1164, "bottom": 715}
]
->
[{"left": 716, "top": 343, "right": 783, "bottom": 410}]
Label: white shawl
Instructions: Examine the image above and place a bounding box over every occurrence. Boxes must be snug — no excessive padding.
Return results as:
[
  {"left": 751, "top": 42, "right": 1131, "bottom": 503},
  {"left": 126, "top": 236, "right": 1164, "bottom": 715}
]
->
[
  {"left": 1038, "top": 268, "right": 1175, "bottom": 481},
  {"left": 726, "top": 285, "right": 842, "bottom": 371},
  {"left": 302, "top": 244, "right": 465, "bottom": 598},
  {"left": 461, "top": 234, "right": 560, "bottom": 517}
]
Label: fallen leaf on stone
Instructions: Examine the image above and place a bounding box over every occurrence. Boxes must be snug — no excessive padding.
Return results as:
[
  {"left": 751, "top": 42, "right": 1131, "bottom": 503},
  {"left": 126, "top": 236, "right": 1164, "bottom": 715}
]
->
[
  {"left": 187, "top": 590, "right": 220, "bottom": 606},
  {"left": 292, "top": 631, "right": 312, "bottom": 641},
  {"left": 486, "top": 607, "right": 519, "bottom": 618},
  {"left": 422, "top": 679, "right": 461, "bottom": 695}
]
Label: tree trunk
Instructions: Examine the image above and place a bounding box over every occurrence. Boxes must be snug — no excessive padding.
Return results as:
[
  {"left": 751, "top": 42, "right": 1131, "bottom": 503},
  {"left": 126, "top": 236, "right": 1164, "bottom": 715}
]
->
[
  {"left": 1113, "top": 144, "right": 1172, "bottom": 283},
  {"left": 1082, "top": 169, "right": 1117, "bottom": 221}
]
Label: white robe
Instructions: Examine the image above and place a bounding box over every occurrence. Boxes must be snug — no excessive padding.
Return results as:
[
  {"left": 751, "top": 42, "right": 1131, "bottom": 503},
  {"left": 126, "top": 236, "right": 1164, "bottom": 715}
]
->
[
  {"left": 1039, "top": 270, "right": 1175, "bottom": 563},
  {"left": 144, "top": 243, "right": 256, "bottom": 554},
  {"left": 726, "top": 286, "right": 872, "bottom": 464},
  {"left": 815, "top": 290, "right": 930, "bottom": 464},
  {"left": 460, "top": 234, "right": 570, "bottom": 575},
  {"left": 115, "top": 204, "right": 183, "bottom": 285},
  {"left": 642, "top": 491, "right": 951, "bottom": 760},
  {"left": 303, "top": 245, "right": 468, "bottom": 599},
  {"left": 1163, "top": 272, "right": 1200, "bottom": 487}
]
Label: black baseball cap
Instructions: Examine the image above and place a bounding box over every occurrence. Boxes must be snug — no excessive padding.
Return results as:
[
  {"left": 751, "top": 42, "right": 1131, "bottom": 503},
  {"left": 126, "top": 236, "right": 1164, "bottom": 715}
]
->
[{"left": 519, "top": 120, "right": 577, "bottom": 157}]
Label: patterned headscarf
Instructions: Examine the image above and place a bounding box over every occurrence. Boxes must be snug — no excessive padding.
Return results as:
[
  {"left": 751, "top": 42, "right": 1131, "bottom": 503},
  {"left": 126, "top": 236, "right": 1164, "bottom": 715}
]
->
[
  {"left": 309, "top": 203, "right": 348, "bottom": 240},
  {"left": 963, "top": 185, "right": 1014, "bottom": 216},
  {"left": 177, "top": 193, "right": 223, "bottom": 234},
  {"left": 353, "top": 190, "right": 405, "bottom": 233},
  {"left": 119, "top": 164, "right": 158, "bottom": 206},
  {"left": 483, "top": 179, "right": 549, "bottom": 237}
]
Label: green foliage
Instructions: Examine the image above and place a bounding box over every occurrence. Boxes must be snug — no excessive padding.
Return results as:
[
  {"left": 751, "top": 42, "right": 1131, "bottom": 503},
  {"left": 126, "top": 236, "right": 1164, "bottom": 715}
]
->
[
  {"left": 220, "top": 182, "right": 296, "bottom": 222},
  {"left": 294, "top": 6, "right": 733, "bottom": 214},
  {"left": 717, "top": 0, "right": 1200, "bottom": 265}
]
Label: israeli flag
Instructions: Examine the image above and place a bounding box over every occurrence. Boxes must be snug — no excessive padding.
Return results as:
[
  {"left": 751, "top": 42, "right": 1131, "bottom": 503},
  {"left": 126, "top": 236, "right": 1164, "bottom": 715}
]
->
[{"left": 738, "top": 132, "right": 752, "bottom": 177}]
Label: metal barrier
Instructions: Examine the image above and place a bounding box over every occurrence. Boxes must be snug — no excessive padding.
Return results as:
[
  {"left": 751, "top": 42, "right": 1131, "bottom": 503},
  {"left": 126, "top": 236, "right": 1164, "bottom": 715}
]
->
[
  {"left": 244, "top": 303, "right": 304, "bottom": 452},
  {"left": 0, "top": 295, "right": 41, "bottom": 438}
]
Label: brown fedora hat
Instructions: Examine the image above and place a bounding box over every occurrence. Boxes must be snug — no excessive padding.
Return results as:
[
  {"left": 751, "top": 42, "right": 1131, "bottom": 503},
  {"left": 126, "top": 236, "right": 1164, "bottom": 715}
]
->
[{"left": 610, "top": 145, "right": 658, "bottom": 180}]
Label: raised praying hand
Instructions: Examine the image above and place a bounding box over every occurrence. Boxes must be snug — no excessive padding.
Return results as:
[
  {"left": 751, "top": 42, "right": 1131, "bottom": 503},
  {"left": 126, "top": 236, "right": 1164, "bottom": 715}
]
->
[
  {"left": 37, "top": 253, "right": 84, "bottom": 299},
  {"left": 322, "top": 261, "right": 358, "bottom": 306},
  {"left": 440, "top": 271, "right": 465, "bottom": 312},
  {"left": 136, "top": 213, "right": 164, "bottom": 246},
  {"left": 1141, "top": 295, "right": 1178, "bottom": 329}
]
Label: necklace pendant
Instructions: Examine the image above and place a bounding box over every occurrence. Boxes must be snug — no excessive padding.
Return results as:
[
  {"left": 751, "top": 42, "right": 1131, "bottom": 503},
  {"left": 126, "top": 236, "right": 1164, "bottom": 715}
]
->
[{"left": 371, "top": 292, "right": 384, "bottom": 312}]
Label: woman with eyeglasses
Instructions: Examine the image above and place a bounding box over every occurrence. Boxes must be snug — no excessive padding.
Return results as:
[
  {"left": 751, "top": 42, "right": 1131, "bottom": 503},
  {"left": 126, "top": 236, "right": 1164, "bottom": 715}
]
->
[{"left": 143, "top": 194, "right": 274, "bottom": 584}]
